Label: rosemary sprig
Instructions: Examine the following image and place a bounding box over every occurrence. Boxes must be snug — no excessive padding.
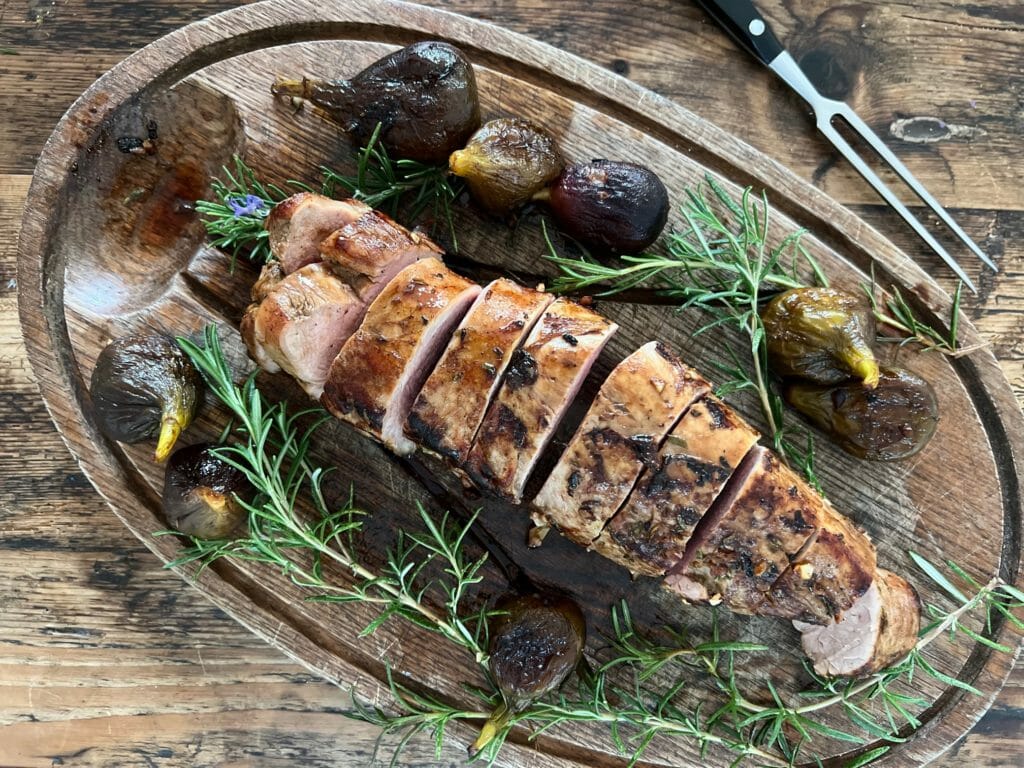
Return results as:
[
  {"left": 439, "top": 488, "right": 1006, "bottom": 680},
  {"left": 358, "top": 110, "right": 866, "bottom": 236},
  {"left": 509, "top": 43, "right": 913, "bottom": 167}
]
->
[
  {"left": 321, "top": 123, "right": 464, "bottom": 249},
  {"left": 194, "top": 156, "right": 310, "bottom": 265},
  {"left": 171, "top": 325, "right": 490, "bottom": 661},
  {"left": 544, "top": 180, "right": 826, "bottom": 488},
  {"left": 197, "top": 125, "right": 463, "bottom": 266},
  {"left": 863, "top": 278, "right": 984, "bottom": 357}
]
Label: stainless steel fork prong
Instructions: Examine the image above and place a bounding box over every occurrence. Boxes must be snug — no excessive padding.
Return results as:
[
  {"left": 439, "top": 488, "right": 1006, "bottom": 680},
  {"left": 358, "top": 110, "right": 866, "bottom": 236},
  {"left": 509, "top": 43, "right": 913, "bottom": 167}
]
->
[
  {"left": 835, "top": 104, "right": 998, "bottom": 272},
  {"left": 767, "top": 50, "right": 992, "bottom": 291},
  {"left": 817, "top": 119, "right": 978, "bottom": 291}
]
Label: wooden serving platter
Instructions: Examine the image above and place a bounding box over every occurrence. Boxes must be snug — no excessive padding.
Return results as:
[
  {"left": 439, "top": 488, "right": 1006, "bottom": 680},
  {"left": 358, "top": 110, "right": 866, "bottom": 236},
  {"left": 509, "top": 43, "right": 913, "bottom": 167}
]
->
[{"left": 16, "top": 1, "right": 1023, "bottom": 766}]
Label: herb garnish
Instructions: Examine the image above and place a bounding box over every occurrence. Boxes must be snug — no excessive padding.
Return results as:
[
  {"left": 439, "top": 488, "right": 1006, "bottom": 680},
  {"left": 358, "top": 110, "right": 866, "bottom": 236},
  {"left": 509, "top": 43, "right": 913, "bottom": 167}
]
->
[
  {"left": 196, "top": 125, "right": 463, "bottom": 265},
  {"left": 168, "top": 327, "right": 1022, "bottom": 768}
]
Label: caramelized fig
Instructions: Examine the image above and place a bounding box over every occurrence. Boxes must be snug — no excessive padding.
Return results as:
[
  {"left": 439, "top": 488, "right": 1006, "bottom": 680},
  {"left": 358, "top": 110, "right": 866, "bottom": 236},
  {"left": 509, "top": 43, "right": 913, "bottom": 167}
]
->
[
  {"left": 90, "top": 334, "right": 202, "bottom": 461},
  {"left": 784, "top": 366, "right": 938, "bottom": 461},
  {"left": 762, "top": 287, "right": 880, "bottom": 387},
  {"left": 537, "top": 160, "right": 669, "bottom": 253},
  {"left": 449, "top": 118, "right": 564, "bottom": 215},
  {"left": 471, "top": 593, "right": 585, "bottom": 755},
  {"left": 163, "top": 443, "right": 251, "bottom": 539},
  {"left": 272, "top": 41, "right": 480, "bottom": 164}
]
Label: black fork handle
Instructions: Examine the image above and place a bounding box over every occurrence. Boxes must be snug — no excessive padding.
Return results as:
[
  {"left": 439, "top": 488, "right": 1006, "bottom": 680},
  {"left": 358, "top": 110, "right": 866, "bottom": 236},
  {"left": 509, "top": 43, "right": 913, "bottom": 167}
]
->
[{"left": 693, "top": 0, "right": 785, "bottom": 66}]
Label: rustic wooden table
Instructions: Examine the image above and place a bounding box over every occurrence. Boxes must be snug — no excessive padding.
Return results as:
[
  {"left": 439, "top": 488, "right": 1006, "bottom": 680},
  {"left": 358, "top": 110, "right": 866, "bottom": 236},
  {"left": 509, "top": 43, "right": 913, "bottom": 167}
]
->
[{"left": 1, "top": 1, "right": 1021, "bottom": 766}]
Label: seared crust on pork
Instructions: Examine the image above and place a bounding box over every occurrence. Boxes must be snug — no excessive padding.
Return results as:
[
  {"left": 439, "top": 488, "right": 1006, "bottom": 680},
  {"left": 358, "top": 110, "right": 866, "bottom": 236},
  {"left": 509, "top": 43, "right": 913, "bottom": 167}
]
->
[
  {"left": 320, "top": 209, "right": 443, "bottom": 303},
  {"left": 761, "top": 505, "right": 877, "bottom": 624},
  {"left": 593, "top": 394, "right": 759, "bottom": 577},
  {"left": 407, "top": 279, "right": 553, "bottom": 464},
  {"left": 670, "top": 447, "right": 875, "bottom": 619},
  {"left": 531, "top": 342, "right": 710, "bottom": 547},
  {"left": 321, "top": 257, "right": 480, "bottom": 455},
  {"left": 266, "top": 193, "right": 369, "bottom": 274},
  {"left": 239, "top": 262, "right": 362, "bottom": 398},
  {"left": 464, "top": 297, "right": 616, "bottom": 503}
]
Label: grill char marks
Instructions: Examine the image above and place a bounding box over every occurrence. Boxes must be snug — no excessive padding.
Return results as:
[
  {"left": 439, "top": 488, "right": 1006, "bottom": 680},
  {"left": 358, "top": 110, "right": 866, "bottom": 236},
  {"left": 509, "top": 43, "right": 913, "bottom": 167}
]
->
[
  {"left": 592, "top": 393, "right": 759, "bottom": 577},
  {"left": 266, "top": 193, "right": 370, "bottom": 274},
  {"left": 667, "top": 446, "right": 876, "bottom": 622},
  {"left": 531, "top": 341, "right": 710, "bottom": 547},
  {"left": 464, "top": 297, "right": 616, "bottom": 503},
  {"left": 320, "top": 208, "right": 443, "bottom": 303},
  {"left": 239, "top": 262, "right": 362, "bottom": 398},
  {"left": 321, "top": 257, "right": 480, "bottom": 455},
  {"left": 407, "top": 279, "right": 553, "bottom": 464},
  {"left": 761, "top": 503, "right": 877, "bottom": 623}
]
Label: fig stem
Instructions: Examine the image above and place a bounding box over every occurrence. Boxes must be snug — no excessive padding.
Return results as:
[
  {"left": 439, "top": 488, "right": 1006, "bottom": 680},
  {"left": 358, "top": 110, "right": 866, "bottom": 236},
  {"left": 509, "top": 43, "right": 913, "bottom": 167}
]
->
[
  {"left": 155, "top": 414, "right": 182, "bottom": 462},
  {"left": 468, "top": 701, "right": 512, "bottom": 758},
  {"left": 271, "top": 76, "right": 313, "bottom": 100}
]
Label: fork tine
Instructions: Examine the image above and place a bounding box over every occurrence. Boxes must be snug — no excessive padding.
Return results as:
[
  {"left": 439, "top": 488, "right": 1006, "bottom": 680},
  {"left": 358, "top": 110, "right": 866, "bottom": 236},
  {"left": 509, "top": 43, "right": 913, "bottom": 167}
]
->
[
  {"left": 818, "top": 120, "right": 978, "bottom": 292},
  {"left": 834, "top": 104, "right": 998, "bottom": 272}
]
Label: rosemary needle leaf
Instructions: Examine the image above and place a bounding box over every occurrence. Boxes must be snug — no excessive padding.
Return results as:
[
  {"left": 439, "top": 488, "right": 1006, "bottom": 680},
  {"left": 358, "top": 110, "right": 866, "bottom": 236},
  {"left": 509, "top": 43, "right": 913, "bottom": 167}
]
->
[{"left": 908, "top": 550, "right": 969, "bottom": 603}]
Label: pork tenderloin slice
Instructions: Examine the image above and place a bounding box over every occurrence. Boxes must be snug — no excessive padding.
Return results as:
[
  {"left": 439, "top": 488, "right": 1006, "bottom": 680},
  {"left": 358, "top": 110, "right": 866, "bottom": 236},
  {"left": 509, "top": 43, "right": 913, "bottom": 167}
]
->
[
  {"left": 239, "top": 263, "right": 363, "bottom": 398},
  {"left": 321, "top": 257, "right": 480, "bottom": 455},
  {"left": 531, "top": 342, "right": 710, "bottom": 547},
  {"left": 320, "top": 209, "right": 443, "bottom": 304},
  {"left": 593, "top": 394, "right": 759, "bottom": 577},
  {"left": 250, "top": 261, "right": 285, "bottom": 302},
  {"left": 760, "top": 503, "right": 877, "bottom": 624},
  {"left": 464, "top": 297, "right": 617, "bottom": 504},
  {"left": 796, "top": 569, "right": 920, "bottom": 677},
  {"left": 407, "top": 279, "right": 553, "bottom": 463},
  {"left": 668, "top": 446, "right": 859, "bottom": 615},
  {"left": 266, "top": 193, "right": 369, "bottom": 274}
]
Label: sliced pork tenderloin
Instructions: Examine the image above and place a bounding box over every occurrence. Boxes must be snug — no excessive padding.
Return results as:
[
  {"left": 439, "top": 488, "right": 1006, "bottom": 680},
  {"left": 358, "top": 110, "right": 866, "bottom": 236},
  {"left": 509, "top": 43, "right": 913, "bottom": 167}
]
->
[
  {"left": 796, "top": 569, "right": 920, "bottom": 677},
  {"left": 464, "top": 297, "right": 616, "bottom": 503},
  {"left": 666, "top": 446, "right": 876, "bottom": 620},
  {"left": 320, "top": 208, "right": 443, "bottom": 304},
  {"left": 760, "top": 504, "right": 877, "bottom": 624},
  {"left": 531, "top": 342, "right": 710, "bottom": 547},
  {"left": 321, "top": 257, "right": 480, "bottom": 455},
  {"left": 239, "top": 262, "right": 363, "bottom": 398},
  {"left": 592, "top": 394, "right": 759, "bottom": 578},
  {"left": 407, "top": 279, "right": 553, "bottom": 463},
  {"left": 266, "top": 193, "right": 369, "bottom": 274}
]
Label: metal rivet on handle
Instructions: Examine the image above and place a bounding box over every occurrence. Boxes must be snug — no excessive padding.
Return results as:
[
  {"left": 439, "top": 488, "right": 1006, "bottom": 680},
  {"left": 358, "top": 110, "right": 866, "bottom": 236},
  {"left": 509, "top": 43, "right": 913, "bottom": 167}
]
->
[{"left": 748, "top": 19, "right": 766, "bottom": 36}]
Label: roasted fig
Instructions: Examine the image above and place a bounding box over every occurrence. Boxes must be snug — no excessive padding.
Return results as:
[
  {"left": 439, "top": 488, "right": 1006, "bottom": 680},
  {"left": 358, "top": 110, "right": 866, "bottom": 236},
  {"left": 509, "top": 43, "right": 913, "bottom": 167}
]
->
[
  {"left": 471, "top": 593, "right": 585, "bottom": 755},
  {"left": 272, "top": 41, "right": 480, "bottom": 164},
  {"left": 90, "top": 334, "right": 202, "bottom": 461},
  {"left": 163, "top": 443, "right": 251, "bottom": 539},
  {"left": 762, "top": 287, "right": 880, "bottom": 387},
  {"left": 536, "top": 160, "right": 669, "bottom": 253},
  {"left": 784, "top": 366, "right": 938, "bottom": 461},
  {"left": 449, "top": 118, "right": 563, "bottom": 215}
]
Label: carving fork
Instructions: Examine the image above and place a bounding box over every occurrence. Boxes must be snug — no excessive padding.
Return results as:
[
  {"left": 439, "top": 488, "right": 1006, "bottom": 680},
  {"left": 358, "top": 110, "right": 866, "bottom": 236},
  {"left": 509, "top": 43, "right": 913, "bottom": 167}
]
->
[{"left": 694, "top": 0, "right": 997, "bottom": 291}]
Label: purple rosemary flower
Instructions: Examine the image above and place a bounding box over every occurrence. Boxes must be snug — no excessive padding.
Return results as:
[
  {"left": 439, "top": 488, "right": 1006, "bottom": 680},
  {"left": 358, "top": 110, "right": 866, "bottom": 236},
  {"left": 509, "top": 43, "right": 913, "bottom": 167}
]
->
[{"left": 228, "top": 194, "right": 266, "bottom": 218}]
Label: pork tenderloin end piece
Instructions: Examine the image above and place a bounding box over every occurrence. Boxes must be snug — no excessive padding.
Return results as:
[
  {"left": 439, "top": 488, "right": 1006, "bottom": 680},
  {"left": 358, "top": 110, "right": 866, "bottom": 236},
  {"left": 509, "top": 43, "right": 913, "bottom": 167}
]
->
[
  {"left": 320, "top": 209, "right": 443, "bottom": 304},
  {"left": 532, "top": 341, "right": 710, "bottom": 547},
  {"left": 266, "top": 193, "right": 369, "bottom": 274},
  {"left": 593, "top": 393, "right": 759, "bottom": 578},
  {"left": 321, "top": 257, "right": 480, "bottom": 456},
  {"left": 464, "top": 297, "right": 617, "bottom": 504},
  {"left": 796, "top": 569, "right": 920, "bottom": 677},
  {"left": 239, "top": 262, "right": 363, "bottom": 398},
  {"left": 407, "top": 279, "right": 553, "bottom": 464}
]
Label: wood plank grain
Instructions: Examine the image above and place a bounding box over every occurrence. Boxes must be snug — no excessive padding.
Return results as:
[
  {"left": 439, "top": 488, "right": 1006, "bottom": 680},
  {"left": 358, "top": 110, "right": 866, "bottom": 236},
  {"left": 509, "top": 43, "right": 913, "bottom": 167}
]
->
[{"left": 2, "top": 0, "right": 1023, "bottom": 765}]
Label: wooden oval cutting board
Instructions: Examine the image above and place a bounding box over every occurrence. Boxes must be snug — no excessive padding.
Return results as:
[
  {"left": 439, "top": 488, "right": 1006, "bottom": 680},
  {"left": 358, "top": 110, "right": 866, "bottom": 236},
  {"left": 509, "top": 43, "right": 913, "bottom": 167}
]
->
[{"left": 17, "top": 1, "right": 1023, "bottom": 766}]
